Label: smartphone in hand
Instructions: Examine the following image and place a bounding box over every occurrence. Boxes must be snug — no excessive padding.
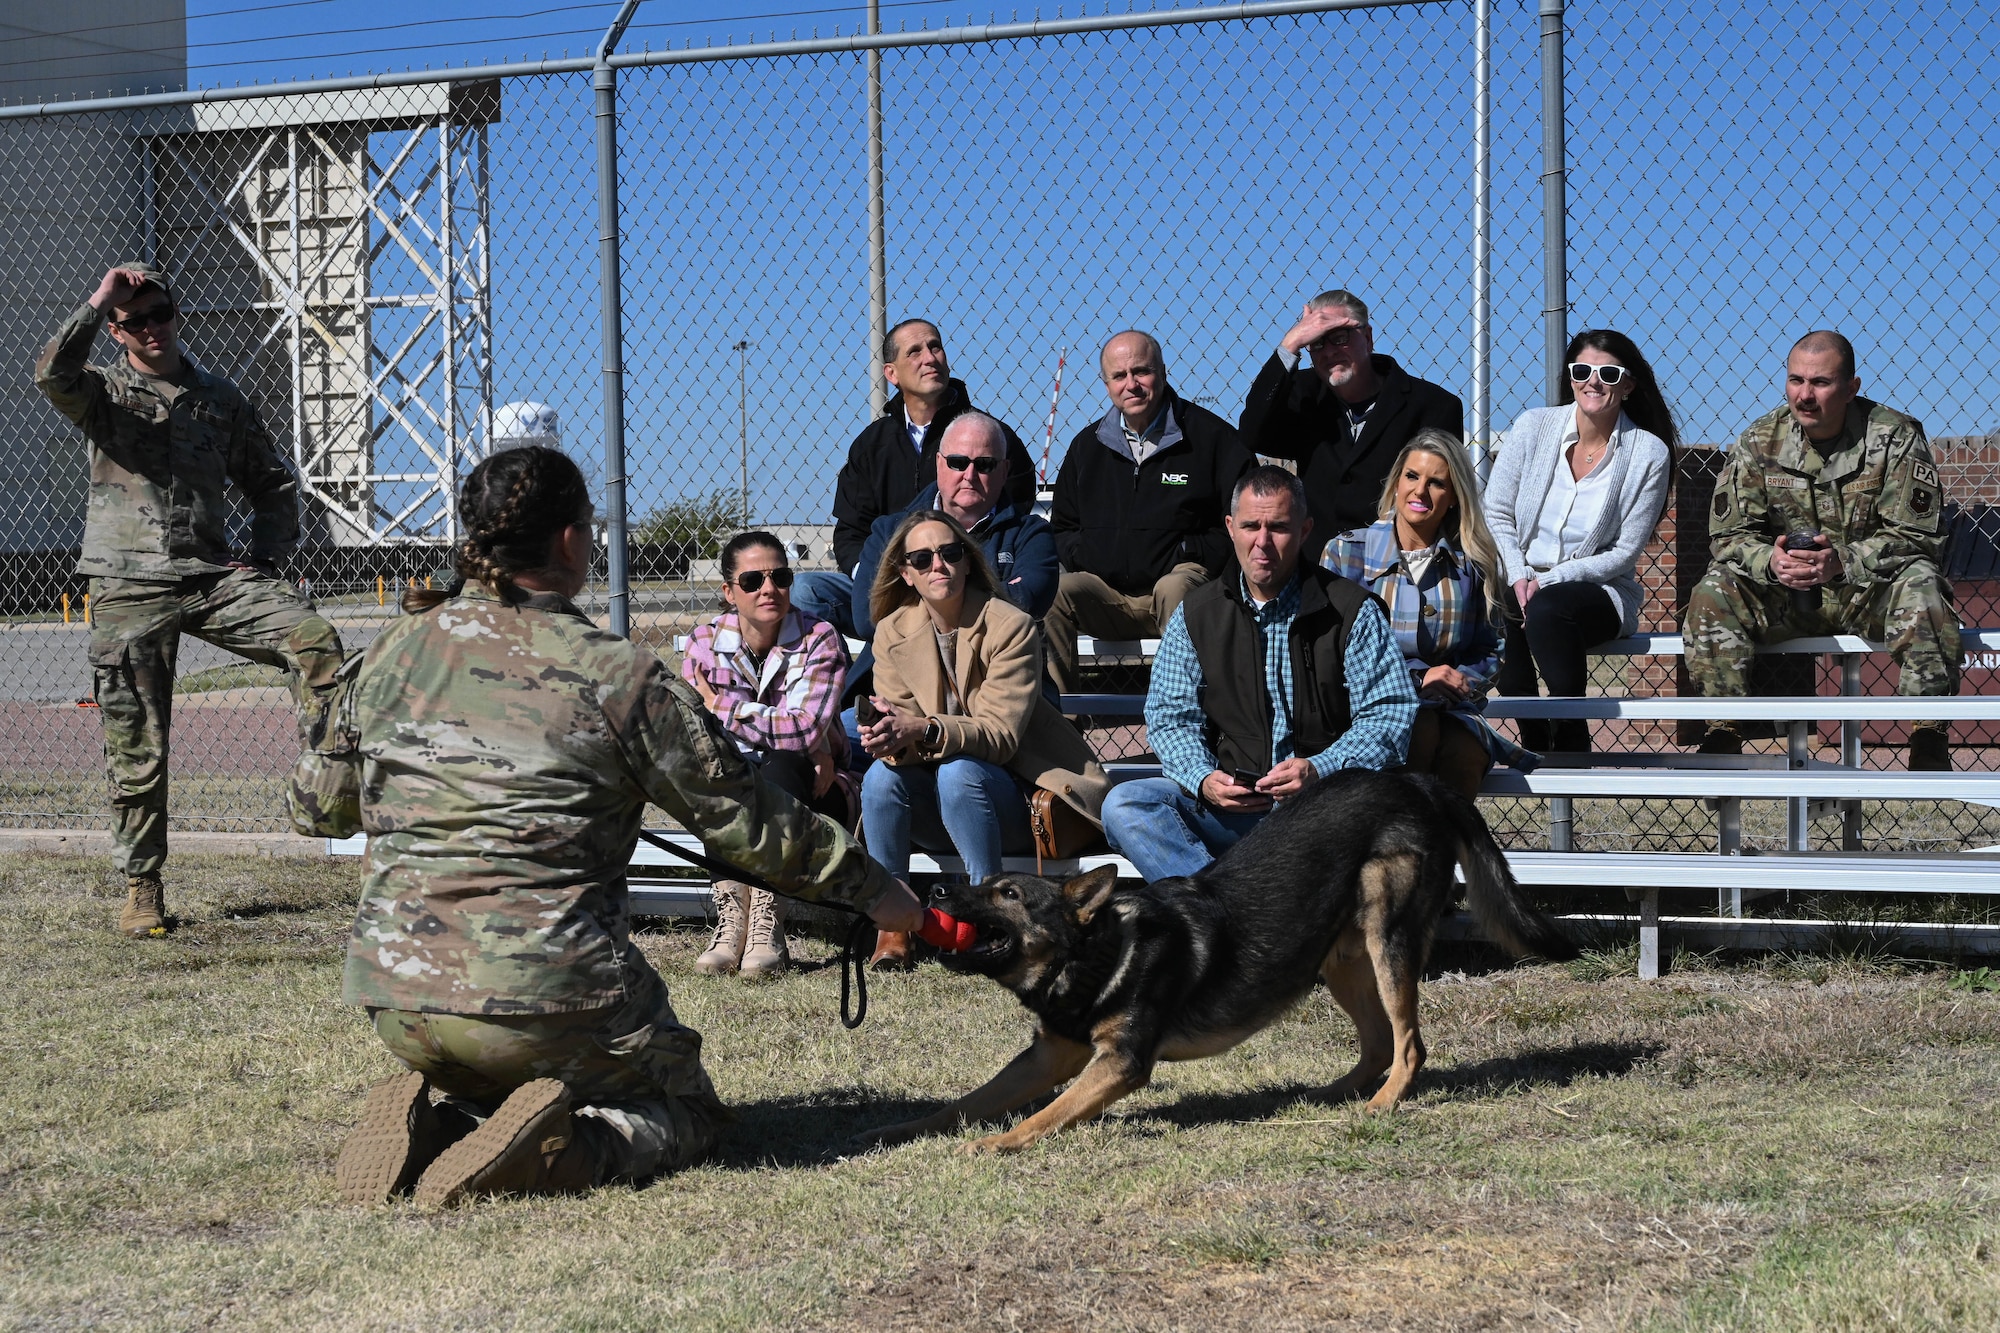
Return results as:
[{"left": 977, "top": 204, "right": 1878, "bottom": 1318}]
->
[
  {"left": 1231, "top": 767, "right": 1267, "bottom": 789},
  {"left": 855, "top": 696, "right": 883, "bottom": 727}
]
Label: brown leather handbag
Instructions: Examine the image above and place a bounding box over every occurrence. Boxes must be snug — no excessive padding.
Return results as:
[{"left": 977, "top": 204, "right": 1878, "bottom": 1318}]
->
[{"left": 1029, "top": 788, "right": 1105, "bottom": 872}]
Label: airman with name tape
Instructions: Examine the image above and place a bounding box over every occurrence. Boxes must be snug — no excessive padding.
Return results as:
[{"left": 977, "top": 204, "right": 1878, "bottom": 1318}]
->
[{"left": 1683, "top": 331, "right": 1960, "bottom": 770}]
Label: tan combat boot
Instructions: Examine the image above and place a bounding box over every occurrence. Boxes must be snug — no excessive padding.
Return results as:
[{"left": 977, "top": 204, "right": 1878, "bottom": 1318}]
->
[
  {"left": 119, "top": 873, "right": 168, "bottom": 937},
  {"left": 412, "top": 1079, "right": 593, "bottom": 1207},
  {"left": 739, "top": 887, "right": 790, "bottom": 978},
  {"left": 694, "top": 879, "right": 749, "bottom": 975},
  {"left": 336, "top": 1070, "right": 470, "bottom": 1204}
]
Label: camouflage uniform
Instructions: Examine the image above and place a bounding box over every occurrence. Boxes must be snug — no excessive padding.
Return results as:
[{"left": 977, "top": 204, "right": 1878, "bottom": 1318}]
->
[
  {"left": 1685, "top": 397, "right": 1959, "bottom": 712},
  {"left": 34, "top": 297, "right": 344, "bottom": 877},
  {"left": 291, "top": 583, "right": 898, "bottom": 1184}
]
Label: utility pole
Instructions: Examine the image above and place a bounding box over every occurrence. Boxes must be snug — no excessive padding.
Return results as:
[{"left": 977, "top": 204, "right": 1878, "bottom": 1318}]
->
[
  {"left": 594, "top": 0, "right": 644, "bottom": 636},
  {"left": 733, "top": 339, "right": 751, "bottom": 523},
  {"left": 866, "top": 0, "right": 887, "bottom": 417}
]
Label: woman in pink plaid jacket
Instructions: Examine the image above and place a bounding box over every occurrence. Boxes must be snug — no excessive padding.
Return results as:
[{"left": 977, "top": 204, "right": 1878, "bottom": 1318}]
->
[{"left": 679, "top": 531, "right": 854, "bottom": 978}]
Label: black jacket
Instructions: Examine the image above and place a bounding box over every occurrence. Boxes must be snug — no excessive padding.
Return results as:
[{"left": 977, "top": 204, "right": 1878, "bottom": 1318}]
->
[
  {"left": 830, "top": 378, "right": 1034, "bottom": 573},
  {"left": 1180, "top": 566, "right": 1377, "bottom": 781},
  {"left": 1239, "top": 352, "right": 1464, "bottom": 562},
  {"left": 1049, "top": 392, "right": 1252, "bottom": 596}
]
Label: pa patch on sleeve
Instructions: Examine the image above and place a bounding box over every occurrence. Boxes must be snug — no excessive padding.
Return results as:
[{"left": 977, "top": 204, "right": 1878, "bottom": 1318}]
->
[{"left": 1912, "top": 459, "right": 1938, "bottom": 488}]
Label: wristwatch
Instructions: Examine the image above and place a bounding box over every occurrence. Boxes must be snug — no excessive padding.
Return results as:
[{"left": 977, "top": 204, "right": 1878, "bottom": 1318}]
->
[{"left": 923, "top": 717, "right": 943, "bottom": 750}]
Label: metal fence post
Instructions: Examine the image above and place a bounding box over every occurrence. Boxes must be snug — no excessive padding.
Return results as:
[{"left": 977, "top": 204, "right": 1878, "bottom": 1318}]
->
[
  {"left": 1540, "top": 0, "right": 1567, "bottom": 406},
  {"left": 596, "top": 0, "right": 644, "bottom": 637},
  {"left": 1471, "top": 0, "right": 1491, "bottom": 477},
  {"left": 867, "top": 0, "right": 888, "bottom": 418}
]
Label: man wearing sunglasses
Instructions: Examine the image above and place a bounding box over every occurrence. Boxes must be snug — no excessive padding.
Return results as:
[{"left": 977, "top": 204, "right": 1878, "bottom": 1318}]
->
[
  {"left": 1044, "top": 330, "right": 1253, "bottom": 694},
  {"left": 847, "top": 411, "right": 1057, "bottom": 641},
  {"left": 1685, "top": 331, "right": 1959, "bottom": 770},
  {"left": 1239, "top": 289, "right": 1464, "bottom": 564},
  {"left": 34, "top": 263, "right": 344, "bottom": 937},
  {"left": 795, "top": 318, "right": 1035, "bottom": 640}
]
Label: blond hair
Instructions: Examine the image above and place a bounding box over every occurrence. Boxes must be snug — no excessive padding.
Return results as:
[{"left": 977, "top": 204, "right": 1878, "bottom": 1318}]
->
[{"left": 1374, "top": 429, "right": 1506, "bottom": 618}]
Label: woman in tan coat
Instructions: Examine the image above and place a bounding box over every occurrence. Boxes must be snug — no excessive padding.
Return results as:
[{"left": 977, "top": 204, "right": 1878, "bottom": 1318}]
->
[{"left": 859, "top": 510, "right": 1108, "bottom": 963}]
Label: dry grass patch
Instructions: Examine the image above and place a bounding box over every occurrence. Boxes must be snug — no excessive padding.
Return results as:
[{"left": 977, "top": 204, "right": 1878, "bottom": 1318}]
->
[{"left": 2, "top": 854, "right": 1998, "bottom": 1331}]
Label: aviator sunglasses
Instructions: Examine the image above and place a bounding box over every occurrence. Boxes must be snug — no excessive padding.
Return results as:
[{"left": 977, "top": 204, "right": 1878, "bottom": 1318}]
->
[
  {"left": 730, "top": 567, "right": 795, "bottom": 593},
  {"left": 108, "top": 304, "right": 176, "bottom": 334},
  {"left": 1568, "top": 362, "right": 1629, "bottom": 386},
  {"left": 942, "top": 454, "right": 999, "bottom": 475},
  {"left": 902, "top": 541, "right": 966, "bottom": 572}
]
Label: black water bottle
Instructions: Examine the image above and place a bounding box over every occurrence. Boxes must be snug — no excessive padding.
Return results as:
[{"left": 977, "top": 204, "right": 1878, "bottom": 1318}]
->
[{"left": 1786, "top": 527, "right": 1822, "bottom": 620}]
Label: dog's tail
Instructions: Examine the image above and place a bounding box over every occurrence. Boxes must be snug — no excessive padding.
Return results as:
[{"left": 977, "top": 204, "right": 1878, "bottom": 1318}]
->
[{"left": 1440, "top": 784, "right": 1579, "bottom": 962}]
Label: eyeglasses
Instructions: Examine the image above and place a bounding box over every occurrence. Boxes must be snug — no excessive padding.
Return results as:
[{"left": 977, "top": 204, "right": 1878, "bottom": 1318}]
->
[
  {"left": 730, "top": 567, "right": 794, "bottom": 593},
  {"left": 108, "top": 304, "right": 175, "bottom": 334},
  {"left": 1308, "top": 327, "right": 1365, "bottom": 352},
  {"left": 902, "top": 542, "right": 966, "bottom": 572},
  {"left": 942, "top": 454, "right": 1000, "bottom": 476},
  {"left": 1568, "top": 362, "right": 1629, "bottom": 386}
]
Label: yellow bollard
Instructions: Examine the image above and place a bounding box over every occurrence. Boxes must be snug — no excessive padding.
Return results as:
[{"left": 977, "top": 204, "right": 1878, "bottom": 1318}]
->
[
  {"left": 62, "top": 593, "right": 70, "bottom": 624},
  {"left": 83, "top": 592, "right": 92, "bottom": 625},
  {"left": 377, "top": 575, "right": 385, "bottom": 607},
  {"left": 424, "top": 575, "right": 432, "bottom": 590}
]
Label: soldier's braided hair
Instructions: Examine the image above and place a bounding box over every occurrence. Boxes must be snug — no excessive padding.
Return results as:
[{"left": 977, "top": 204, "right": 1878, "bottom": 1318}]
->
[{"left": 402, "top": 445, "right": 592, "bottom": 613}]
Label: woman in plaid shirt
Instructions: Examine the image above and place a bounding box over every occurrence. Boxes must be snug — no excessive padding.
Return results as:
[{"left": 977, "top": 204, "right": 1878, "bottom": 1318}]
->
[
  {"left": 1322, "top": 429, "right": 1531, "bottom": 798},
  {"left": 680, "top": 531, "right": 853, "bottom": 978}
]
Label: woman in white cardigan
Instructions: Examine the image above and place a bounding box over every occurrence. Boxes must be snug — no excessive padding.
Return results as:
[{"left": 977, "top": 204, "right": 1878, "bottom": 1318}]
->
[{"left": 1486, "top": 329, "right": 1679, "bottom": 753}]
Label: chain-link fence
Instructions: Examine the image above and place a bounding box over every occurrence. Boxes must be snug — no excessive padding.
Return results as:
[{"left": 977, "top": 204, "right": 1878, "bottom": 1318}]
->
[{"left": 0, "top": 0, "right": 1994, "bottom": 852}]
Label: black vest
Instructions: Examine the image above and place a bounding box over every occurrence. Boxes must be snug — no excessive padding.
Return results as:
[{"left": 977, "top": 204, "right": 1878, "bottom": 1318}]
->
[{"left": 1181, "top": 567, "right": 1378, "bottom": 778}]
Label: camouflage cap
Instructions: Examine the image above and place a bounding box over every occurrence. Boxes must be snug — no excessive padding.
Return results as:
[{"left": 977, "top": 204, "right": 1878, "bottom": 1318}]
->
[{"left": 113, "top": 262, "right": 172, "bottom": 298}]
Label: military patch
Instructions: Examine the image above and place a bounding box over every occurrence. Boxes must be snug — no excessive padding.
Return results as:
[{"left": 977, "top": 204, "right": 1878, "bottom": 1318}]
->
[
  {"left": 1912, "top": 487, "right": 1935, "bottom": 516},
  {"left": 1912, "top": 460, "right": 1938, "bottom": 488},
  {"left": 1713, "top": 491, "right": 1729, "bottom": 518}
]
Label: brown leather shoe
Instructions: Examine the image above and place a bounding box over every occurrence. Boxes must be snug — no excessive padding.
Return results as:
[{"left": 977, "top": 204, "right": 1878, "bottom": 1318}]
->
[
  {"left": 337, "top": 1071, "right": 469, "bottom": 1204},
  {"left": 412, "top": 1079, "right": 591, "bottom": 1207},
  {"left": 119, "top": 874, "right": 168, "bottom": 937},
  {"left": 867, "top": 929, "right": 913, "bottom": 972}
]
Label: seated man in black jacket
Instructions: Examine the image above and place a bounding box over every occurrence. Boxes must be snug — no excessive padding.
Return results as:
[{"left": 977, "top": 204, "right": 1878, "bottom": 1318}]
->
[
  {"left": 1045, "top": 330, "right": 1252, "bottom": 694},
  {"left": 1239, "top": 289, "right": 1465, "bottom": 564},
  {"left": 793, "top": 317, "right": 1035, "bottom": 637}
]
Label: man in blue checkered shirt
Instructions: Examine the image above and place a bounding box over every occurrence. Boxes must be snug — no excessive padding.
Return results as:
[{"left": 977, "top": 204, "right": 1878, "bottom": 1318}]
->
[{"left": 1101, "top": 465, "right": 1418, "bottom": 881}]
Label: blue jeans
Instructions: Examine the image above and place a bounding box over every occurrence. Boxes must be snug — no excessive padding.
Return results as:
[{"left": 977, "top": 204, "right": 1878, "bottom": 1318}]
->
[
  {"left": 791, "top": 570, "right": 858, "bottom": 641},
  {"left": 862, "top": 755, "right": 1033, "bottom": 882},
  {"left": 1101, "top": 777, "right": 1270, "bottom": 882}
]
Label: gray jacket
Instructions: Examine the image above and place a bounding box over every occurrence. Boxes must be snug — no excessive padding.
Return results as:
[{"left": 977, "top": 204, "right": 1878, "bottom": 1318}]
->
[{"left": 1484, "top": 405, "right": 1671, "bottom": 636}]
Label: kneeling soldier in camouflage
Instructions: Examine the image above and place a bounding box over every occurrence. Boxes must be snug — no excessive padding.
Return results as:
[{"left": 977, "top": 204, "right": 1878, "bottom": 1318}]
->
[
  {"left": 1684, "top": 331, "right": 1959, "bottom": 769},
  {"left": 294, "top": 446, "right": 921, "bottom": 1205},
  {"left": 34, "top": 264, "right": 344, "bottom": 936}
]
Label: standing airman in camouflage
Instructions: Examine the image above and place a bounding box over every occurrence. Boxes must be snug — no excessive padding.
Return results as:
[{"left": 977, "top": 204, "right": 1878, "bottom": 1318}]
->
[
  {"left": 297, "top": 446, "right": 921, "bottom": 1205},
  {"left": 1684, "top": 331, "right": 1959, "bottom": 769},
  {"left": 34, "top": 264, "right": 345, "bottom": 935}
]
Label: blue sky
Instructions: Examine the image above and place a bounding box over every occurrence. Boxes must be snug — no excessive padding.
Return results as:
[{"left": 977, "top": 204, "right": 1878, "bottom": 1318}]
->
[{"left": 156, "top": 0, "right": 2000, "bottom": 529}]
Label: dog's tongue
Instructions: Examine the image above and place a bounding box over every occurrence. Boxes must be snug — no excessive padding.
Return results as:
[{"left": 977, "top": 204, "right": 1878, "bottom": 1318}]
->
[{"left": 917, "top": 907, "right": 977, "bottom": 952}]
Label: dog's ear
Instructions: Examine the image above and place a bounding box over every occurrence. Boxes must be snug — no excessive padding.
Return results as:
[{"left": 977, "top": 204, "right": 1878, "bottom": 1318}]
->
[{"left": 1060, "top": 865, "right": 1120, "bottom": 925}]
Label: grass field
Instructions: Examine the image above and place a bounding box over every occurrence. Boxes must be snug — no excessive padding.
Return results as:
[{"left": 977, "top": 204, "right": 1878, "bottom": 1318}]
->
[{"left": 4, "top": 854, "right": 1999, "bottom": 1331}]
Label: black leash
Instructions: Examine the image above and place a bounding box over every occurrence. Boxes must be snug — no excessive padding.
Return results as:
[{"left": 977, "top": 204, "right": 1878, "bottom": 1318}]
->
[{"left": 635, "top": 829, "right": 874, "bottom": 1029}]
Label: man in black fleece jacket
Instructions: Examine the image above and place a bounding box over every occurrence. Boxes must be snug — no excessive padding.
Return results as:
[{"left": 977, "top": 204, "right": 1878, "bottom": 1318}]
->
[
  {"left": 793, "top": 318, "right": 1034, "bottom": 638},
  {"left": 1045, "top": 330, "right": 1252, "bottom": 693},
  {"left": 1239, "top": 289, "right": 1464, "bottom": 564}
]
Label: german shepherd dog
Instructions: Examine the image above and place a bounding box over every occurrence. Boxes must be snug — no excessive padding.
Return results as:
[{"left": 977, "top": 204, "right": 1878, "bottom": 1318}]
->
[{"left": 863, "top": 769, "right": 1577, "bottom": 1153}]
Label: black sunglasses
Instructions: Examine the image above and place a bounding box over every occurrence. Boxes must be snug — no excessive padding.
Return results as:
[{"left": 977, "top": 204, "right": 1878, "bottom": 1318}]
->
[
  {"left": 902, "top": 542, "right": 966, "bottom": 572},
  {"left": 1568, "top": 362, "right": 1629, "bottom": 386},
  {"left": 943, "top": 454, "right": 999, "bottom": 476},
  {"left": 731, "top": 567, "right": 794, "bottom": 593},
  {"left": 108, "top": 304, "right": 175, "bottom": 334}
]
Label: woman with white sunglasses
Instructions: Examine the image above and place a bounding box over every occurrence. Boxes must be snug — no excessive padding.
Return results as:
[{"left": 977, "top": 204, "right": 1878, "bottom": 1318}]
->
[{"left": 1486, "top": 330, "right": 1680, "bottom": 754}]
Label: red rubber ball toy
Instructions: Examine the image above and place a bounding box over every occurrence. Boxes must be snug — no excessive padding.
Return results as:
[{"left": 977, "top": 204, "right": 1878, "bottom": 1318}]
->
[{"left": 917, "top": 907, "right": 977, "bottom": 952}]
